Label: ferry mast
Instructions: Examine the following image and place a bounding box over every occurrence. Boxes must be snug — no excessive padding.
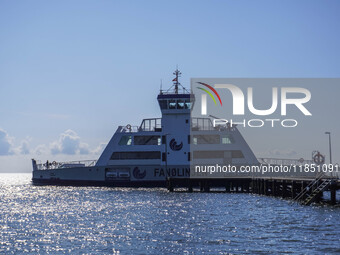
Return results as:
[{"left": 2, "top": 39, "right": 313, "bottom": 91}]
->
[{"left": 173, "top": 68, "right": 181, "bottom": 94}]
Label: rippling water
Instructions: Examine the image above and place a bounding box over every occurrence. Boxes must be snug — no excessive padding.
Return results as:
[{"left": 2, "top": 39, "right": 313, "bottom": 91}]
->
[{"left": 0, "top": 174, "right": 339, "bottom": 254}]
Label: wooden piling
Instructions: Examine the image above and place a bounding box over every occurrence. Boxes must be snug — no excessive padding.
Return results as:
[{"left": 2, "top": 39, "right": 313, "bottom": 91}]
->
[{"left": 330, "top": 182, "right": 336, "bottom": 205}]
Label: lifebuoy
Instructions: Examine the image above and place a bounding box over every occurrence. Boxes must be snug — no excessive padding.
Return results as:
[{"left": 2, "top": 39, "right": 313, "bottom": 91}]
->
[
  {"left": 313, "top": 152, "right": 325, "bottom": 164},
  {"left": 126, "top": 124, "right": 132, "bottom": 130},
  {"left": 52, "top": 161, "right": 57, "bottom": 166}
]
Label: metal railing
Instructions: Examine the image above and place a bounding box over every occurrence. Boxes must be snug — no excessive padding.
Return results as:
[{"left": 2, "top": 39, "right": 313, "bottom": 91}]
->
[
  {"left": 119, "top": 118, "right": 162, "bottom": 133},
  {"left": 191, "top": 118, "right": 237, "bottom": 132},
  {"left": 34, "top": 159, "right": 97, "bottom": 170},
  {"left": 257, "top": 158, "right": 314, "bottom": 166},
  {"left": 139, "top": 118, "right": 162, "bottom": 132}
]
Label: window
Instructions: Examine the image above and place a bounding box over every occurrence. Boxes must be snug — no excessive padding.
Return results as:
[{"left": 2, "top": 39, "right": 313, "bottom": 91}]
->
[
  {"left": 119, "top": 135, "right": 132, "bottom": 145},
  {"left": 134, "top": 136, "right": 161, "bottom": 145},
  {"left": 222, "top": 134, "right": 235, "bottom": 144},
  {"left": 192, "top": 135, "right": 220, "bottom": 145},
  {"left": 169, "top": 100, "right": 176, "bottom": 109},
  {"left": 232, "top": 150, "right": 244, "bottom": 158},
  {"left": 160, "top": 99, "right": 191, "bottom": 110},
  {"left": 162, "top": 152, "right": 166, "bottom": 161},
  {"left": 193, "top": 150, "right": 224, "bottom": 159},
  {"left": 193, "top": 150, "right": 244, "bottom": 159},
  {"left": 177, "top": 100, "right": 185, "bottom": 109},
  {"left": 111, "top": 151, "right": 161, "bottom": 160}
]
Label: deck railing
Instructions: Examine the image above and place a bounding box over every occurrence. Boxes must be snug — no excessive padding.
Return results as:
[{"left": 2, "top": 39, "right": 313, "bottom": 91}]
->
[
  {"left": 33, "top": 159, "right": 97, "bottom": 170},
  {"left": 119, "top": 118, "right": 162, "bottom": 133}
]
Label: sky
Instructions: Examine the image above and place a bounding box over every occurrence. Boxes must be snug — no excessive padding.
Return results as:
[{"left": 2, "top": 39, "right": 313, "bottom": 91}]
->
[{"left": 0, "top": 0, "right": 339, "bottom": 172}]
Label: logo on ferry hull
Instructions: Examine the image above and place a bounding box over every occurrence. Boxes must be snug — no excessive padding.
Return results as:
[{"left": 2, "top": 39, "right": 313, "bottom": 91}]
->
[
  {"left": 169, "top": 139, "right": 183, "bottom": 151},
  {"left": 133, "top": 167, "right": 146, "bottom": 179}
]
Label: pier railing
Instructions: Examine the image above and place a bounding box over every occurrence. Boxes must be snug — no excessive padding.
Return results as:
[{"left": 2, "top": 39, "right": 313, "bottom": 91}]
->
[{"left": 257, "top": 158, "right": 314, "bottom": 166}]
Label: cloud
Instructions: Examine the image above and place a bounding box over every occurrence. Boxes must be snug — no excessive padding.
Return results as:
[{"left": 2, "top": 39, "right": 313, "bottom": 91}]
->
[
  {"left": 50, "top": 129, "right": 91, "bottom": 155},
  {"left": 0, "top": 128, "right": 104, "bottom": 157},
  {"left": 0, "top": 129, "right": 32, "bottom": 156},
  {"left": 79, "top": 142, "right": 90, "bottom": 155},
  {"left": 92, "top": 142, "right": 107, "bottom": 155},
  {"left": 18, "top": 137, "right": 31, "bottom": 155},
  {"left": 0, "top": 128, "right": 14, "bottom": 155},
  {"left": 34, "top": 144, "right": 49, "bottom": 155}
]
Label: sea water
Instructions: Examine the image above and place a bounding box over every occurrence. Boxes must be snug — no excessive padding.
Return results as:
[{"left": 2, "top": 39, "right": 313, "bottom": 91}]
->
[{"left": 0, "top": 174, "right": 339, "bottom": 254}]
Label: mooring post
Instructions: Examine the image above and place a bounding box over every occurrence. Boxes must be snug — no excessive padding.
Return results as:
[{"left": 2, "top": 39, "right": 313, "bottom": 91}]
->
[
  {"left": 168, "top": 178, "right": 174, "bottom": 192},
  {"left": 291, "top": 181, "right": 296, "bottom": 198},
  {"left": 330, "top": 182, "right": 336, "bottom": 205},
  {"left": 264, "top": 180, "right": 268, "bottom": 195},
  {"left": 225, "top": 181, "right": 230, "bottom": 192},
  {"left": 301, "top": 181, "right": 305, "bottom": 199},
  {"left": 282, "top": 180, "right": 287, "bottom": 198},
  {"left": 204, "top": 181, "right": 210, "bottom": 192},
  {"left": 272, "top": 180, "right": 276, "bottom": 196},
  {"left": 188, "top": 181, "right": 193, "bottom": 193}
]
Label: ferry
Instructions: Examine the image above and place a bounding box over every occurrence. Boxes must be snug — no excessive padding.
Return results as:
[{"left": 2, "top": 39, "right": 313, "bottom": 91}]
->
[{"left": 32, "top": 69, "right": 317, "bottom": 186}]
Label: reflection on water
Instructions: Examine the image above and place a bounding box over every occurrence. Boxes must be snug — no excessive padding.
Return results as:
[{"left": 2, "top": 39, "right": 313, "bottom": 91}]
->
[{"left": 0, "top": 174, "right": 339, "bottom": 254}]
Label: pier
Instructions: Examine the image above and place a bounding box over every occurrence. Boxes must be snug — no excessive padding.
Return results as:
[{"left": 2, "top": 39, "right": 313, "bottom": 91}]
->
[{"left": 166, "top": 176, "right": 340, "bottom": 205}]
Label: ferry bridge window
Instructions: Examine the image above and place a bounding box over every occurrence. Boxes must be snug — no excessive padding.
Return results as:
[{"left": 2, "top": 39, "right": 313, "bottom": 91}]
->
[
  {"left": 169, "top": 100, "right": 176, "bottom": 109},
  {"left": 134, "top": 135, "right": 161, "bottom": 145},
  {"left": 177, "top": 100, "right": 185, "bottom": 109},
  {"left": 222, "top": 134, "right": 235, "bottom": 144},
  {"left": 110, "top": 151, "right": 161, "bottom": 160},
  {"left": 192, "top": 135, "right": 220, "bottom": 145},
  {"left": 184, "top": 100, "right": 191, "bottom": 109},
  {"left": 118, "top": 135, "right": 132, "bottom": 145}
]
